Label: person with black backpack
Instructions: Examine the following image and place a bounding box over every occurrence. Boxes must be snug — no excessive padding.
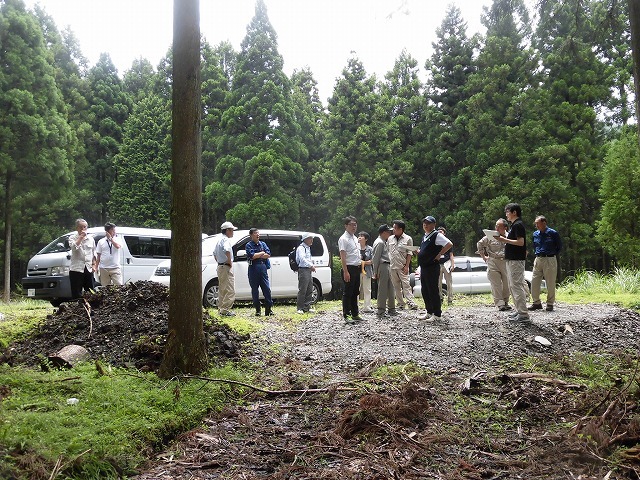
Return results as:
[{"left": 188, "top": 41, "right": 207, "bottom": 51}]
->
[{"left": 295, "top": 232, "right": 316, "bottom": 314}]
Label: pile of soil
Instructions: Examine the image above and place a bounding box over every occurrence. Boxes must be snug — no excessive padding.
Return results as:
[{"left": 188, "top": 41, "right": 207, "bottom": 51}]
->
[{"left": 4, "top": 281, "right": 247, "bottom": 371}]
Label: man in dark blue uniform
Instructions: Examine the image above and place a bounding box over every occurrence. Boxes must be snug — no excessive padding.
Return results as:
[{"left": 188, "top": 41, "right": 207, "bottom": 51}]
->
[
  {"left": 529, "top": 215, "right": 562, "bottom": 311},
  {"left": 245, "top": 228, "right": 274, "bottom": 316}
]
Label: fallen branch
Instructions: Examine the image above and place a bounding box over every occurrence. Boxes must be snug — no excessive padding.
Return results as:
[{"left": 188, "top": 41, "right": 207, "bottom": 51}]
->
[
  {"left": 181, "top": 374, "right": 358, "bottom": 397},
  {"left": 83, "top": 299, "right": 92, "bottom": 337},
  {"left": 504, "top": 372, "right": 585, "bottom": 389}
]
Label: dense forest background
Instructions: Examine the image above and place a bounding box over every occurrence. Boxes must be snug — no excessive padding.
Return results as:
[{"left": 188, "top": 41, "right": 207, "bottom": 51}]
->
[{"left": 1, "top": 0, "right": 640, "bottom": 294}]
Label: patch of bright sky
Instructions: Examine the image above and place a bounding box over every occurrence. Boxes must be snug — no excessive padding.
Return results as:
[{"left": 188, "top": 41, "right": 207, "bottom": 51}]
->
[{"left": 25, "top": 0, "right": 495, "bottom": 103}]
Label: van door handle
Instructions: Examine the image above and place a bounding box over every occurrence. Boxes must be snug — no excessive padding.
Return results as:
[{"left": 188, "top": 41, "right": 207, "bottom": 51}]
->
[{"left": 127, "top": 258, "right": 132, "bottom": 264}]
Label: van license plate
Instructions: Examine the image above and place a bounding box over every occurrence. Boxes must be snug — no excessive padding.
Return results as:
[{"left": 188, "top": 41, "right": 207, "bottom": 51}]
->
[{"left": 27, "top": 289, "right": 35, "bottom": 297}]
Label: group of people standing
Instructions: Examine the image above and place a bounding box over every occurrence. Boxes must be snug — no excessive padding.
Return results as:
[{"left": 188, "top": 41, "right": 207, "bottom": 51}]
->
[
  {"left": 477, "top": 203, "right": 562, "bottom": 322},
  {"left": 338, "top": 215, "right": 453, "bottom": 323},
  {"left": 340, "top": 202, "right": 561, "bottom": 325},
  {"left": 68, "top": 219, "right": 123, "bottom": 299}
]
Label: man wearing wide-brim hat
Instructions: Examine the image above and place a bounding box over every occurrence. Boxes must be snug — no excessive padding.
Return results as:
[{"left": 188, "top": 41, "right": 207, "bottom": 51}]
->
[{"left": 214, "top": 221, "right": 238, "bottom": 316}]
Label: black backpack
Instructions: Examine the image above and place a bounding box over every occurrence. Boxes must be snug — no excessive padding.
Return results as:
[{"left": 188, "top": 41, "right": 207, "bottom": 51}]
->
[{"left": 288, "top": 247, "right": 299, "bottom": 272}]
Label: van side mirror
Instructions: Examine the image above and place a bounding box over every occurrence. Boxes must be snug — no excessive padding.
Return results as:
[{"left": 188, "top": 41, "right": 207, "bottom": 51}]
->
[{"left": 236, "top": 249, "right": 247, "bottom": 260}]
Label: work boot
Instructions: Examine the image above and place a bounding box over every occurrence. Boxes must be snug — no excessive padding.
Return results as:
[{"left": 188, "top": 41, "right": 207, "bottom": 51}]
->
[
  {"left": 527, "top": 303, "right": 543, "bottom": 311},
  {"left": 265, "top": 305, "right": 275, "bottom": 316}
]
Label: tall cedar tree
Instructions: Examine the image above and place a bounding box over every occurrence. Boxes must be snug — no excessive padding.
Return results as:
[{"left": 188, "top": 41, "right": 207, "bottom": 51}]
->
[
  {"left": 12, "top": 6, "right": 90, "bottom": 270},
  {"left": 462, "top": 0, "right": 542, "bottom": 254},
  {"left": 290, "top": 67, "right": 325, "bottom": 231},
  {"left": 597, "top": 128, "right": 640, "bottom": 266},
  {"left": 201, "top": 41, "right": 234, "bottom": 231},
  {"left": 160, "top": 0, "right": 207, "bottom": 377},
  {"left": 535, "top": 0, "right": 610, "bottom": 270},
  {"left": 379, "top": 50, "right": 425, "bottom": 233},
  {"left": 109, "top": 93, "right": 172, "bottom": 228},
  {"left": 420, "top": 5, "right": 477, "bottom": 249},
  {"left": 85, "top": 53, "right": 131, "bottom": 225},
  {"left": 0, "top": 0, "right": 74, "bottom": 301},
  {"left": 315, "top": 56, "right": 388, "bottom": 241},
  {"left": 212, "top": 0, "right": 302, "bottom": 228}
]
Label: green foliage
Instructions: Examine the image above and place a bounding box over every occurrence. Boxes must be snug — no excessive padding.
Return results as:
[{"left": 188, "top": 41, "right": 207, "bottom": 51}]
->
[
  {"left": 597, "top": 130, "right": 640, "bottom": 266},
  {"left": 109, "top": 93, "right": 171, "bottom": 228},
  {"left": 559, "top": 267, "right": 640, "bottom": 309},
  {"left": 0, "top": 362, "right": 248, "bottom": 478}
]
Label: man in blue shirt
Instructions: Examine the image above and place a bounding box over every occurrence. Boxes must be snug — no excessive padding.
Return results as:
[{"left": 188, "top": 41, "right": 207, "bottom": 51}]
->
[
  {"left": 528, "top": 215, "right": 562, "bottom": 312},
  {"left": 245, "top": 228, "right": 274, "bottom": 316},
  {"left": 296, "top": 232, "right": 316, "bottom": 314}
]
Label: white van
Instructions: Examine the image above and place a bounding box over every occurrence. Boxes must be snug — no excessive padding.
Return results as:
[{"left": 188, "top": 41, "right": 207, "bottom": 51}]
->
[
  {"left": 21, "top": 227, "right": 172, "bottom": 305},
  {"left": 150, "top": 229, "right": 333, "bottom": 308}
]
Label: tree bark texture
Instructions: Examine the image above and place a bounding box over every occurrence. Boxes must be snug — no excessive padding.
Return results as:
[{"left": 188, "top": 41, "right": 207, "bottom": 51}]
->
[
  {"left": 159, "top": 0, "right": 207, "bottom": 378},
  {"left": 630, "top": 0, "right": 640, "bottom": 145},
  {"left": 3, "top": 172, "right": 12, "bottom": 303}
]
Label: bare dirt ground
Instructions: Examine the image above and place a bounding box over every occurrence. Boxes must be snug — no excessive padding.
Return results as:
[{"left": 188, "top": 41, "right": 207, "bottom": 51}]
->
[
  {"left": 4, "top": 284, "right": 640, "bottom": 479},
  {"left": 134, "top": 301, "right": 640, "bottom": 480}
]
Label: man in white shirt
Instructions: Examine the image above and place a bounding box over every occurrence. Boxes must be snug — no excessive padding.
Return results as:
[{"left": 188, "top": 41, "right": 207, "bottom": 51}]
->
[
  {"left": 95, "top": 222, "right": 123, "bottom": 286},
  {"left": 296, "top": 232, "right": 316, "bottom": 314},
  {"left": 213, "top": 221, "right": 237, "bottom": 316},
  {"left": 338, "top": 216, "right": 362, "bottom": 324},
  {"left": 69, "top": 218, "right": 97, "bottom": 299}
]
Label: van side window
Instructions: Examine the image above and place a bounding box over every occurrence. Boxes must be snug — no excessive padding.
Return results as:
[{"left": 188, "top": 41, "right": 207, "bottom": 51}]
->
[
  {"left": 125, "top": 236, "right": 171, "bottom": 258},
  {"left": 265, "top": 236, "right": 300, "bottom": 257},
  {"left": 233, "top": 237, "right": 250, "bottom": 260},
  {"left": 310, "top": 237, "right": 324, "bottom": 257}
]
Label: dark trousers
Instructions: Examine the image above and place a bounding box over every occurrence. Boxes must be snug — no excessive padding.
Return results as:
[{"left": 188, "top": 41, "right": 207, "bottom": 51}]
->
[
  {"left": 248, "top": 263, "right": 273, "bottom": 310},
  {"left": 69, "top": 267, "right": 95, "bottom": 299},
  {"left": 342, "top": 264, "right": 361, "bottom": 318},
  {"left": 421, "top": 263, "right": 442, "bottom": 317}
]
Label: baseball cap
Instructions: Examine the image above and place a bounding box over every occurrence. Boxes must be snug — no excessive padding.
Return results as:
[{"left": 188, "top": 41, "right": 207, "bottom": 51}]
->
[
  {"left": 378, "top": 224, "right": 393, "bottom": 233},
  {"left": 220, "top": 221, "right": 237, "bottom": 230},
  {"left": 301, "top": 232, "right": 315, "bottom": 241},
  {"left": 422, "top": 216, "right": 436, "bottom": 224}
]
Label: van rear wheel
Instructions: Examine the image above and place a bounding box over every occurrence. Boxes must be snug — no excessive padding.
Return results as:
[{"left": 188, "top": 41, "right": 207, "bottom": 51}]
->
[
  {"left": 203, "top": 279, "right": 219, "bottom": 308},
  {"left": 311, "top": 280, "right": 322, "bottom": 304}
]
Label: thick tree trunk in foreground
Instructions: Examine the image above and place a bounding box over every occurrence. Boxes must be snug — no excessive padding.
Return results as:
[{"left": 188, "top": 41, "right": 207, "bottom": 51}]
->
[
  {"left": 3, "top": 172, "right": 12, "bottom": 303},
  {"left": 159, "top": 0, "right": 206, "bottom": 378},
  {"left": 630, "top": 0, "right": 640, "bottom": 146}
]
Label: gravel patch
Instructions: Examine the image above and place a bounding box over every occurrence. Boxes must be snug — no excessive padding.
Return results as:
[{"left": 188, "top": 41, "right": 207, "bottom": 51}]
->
[{"left": 265, "top": 303, "right": 639, "bottom": 377}]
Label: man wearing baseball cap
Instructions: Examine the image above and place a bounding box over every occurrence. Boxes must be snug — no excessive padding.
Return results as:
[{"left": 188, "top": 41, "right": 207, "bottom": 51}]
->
[
  {"left": 214, "top": 221, "right": 238, "bottom": 316},
  {"left": 417, "top": 216, "right": 453, "bottom": 321},
  {"left": 372, "top": 224, "right": 397, "bottom": 318}
]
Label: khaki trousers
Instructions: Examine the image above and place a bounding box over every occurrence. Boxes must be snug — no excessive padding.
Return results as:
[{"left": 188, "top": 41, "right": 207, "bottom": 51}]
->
[
  {"left": 487, "top": 258, "right": 510, "bottom": 307},
  {"left": 531, "top": 256, "right": 557, "bottom": 305},
  {"left": 390, "top": 268, "right": 416, "bottom": 308},
  {"left": 506, "top": 260, "right": 528, "bottom": 315},
  {"left": 217, "top": 264, "right": 235, "bottom": 313},
  {"left": 359, "top": 274, "right": 372, "bottom": 309},
  {"left": 99, "top": 267, "right": 123, "bottom": 286},
  {"left": 438, "top": 264, "right": 453, "bottom": 302}
]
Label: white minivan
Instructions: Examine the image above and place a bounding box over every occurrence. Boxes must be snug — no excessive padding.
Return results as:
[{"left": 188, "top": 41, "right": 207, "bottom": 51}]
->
[
  {"left": 21, "top": 227, "right": 172, "bottom": 305},
  {"left": 150, "top": 229, "right": 333, "bottom": 308}
]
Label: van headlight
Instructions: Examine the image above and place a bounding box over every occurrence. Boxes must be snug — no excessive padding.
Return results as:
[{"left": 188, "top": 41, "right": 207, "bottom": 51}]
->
[
  {"left": 154, "top": 266, "right": 171, "bottom": 276},
  {"left": 50, "top": 266, "right": 70, "bottom": 276}
]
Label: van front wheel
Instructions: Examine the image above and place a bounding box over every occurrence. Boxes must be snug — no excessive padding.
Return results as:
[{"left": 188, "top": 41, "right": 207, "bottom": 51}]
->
[{"left": 203, "top": 279, "right": 219, "bottom": 308}]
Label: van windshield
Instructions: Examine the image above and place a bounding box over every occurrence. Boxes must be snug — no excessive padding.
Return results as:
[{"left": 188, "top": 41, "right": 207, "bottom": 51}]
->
[{"left": 38, "top": 235, "right": 71, "bottom": 254}]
